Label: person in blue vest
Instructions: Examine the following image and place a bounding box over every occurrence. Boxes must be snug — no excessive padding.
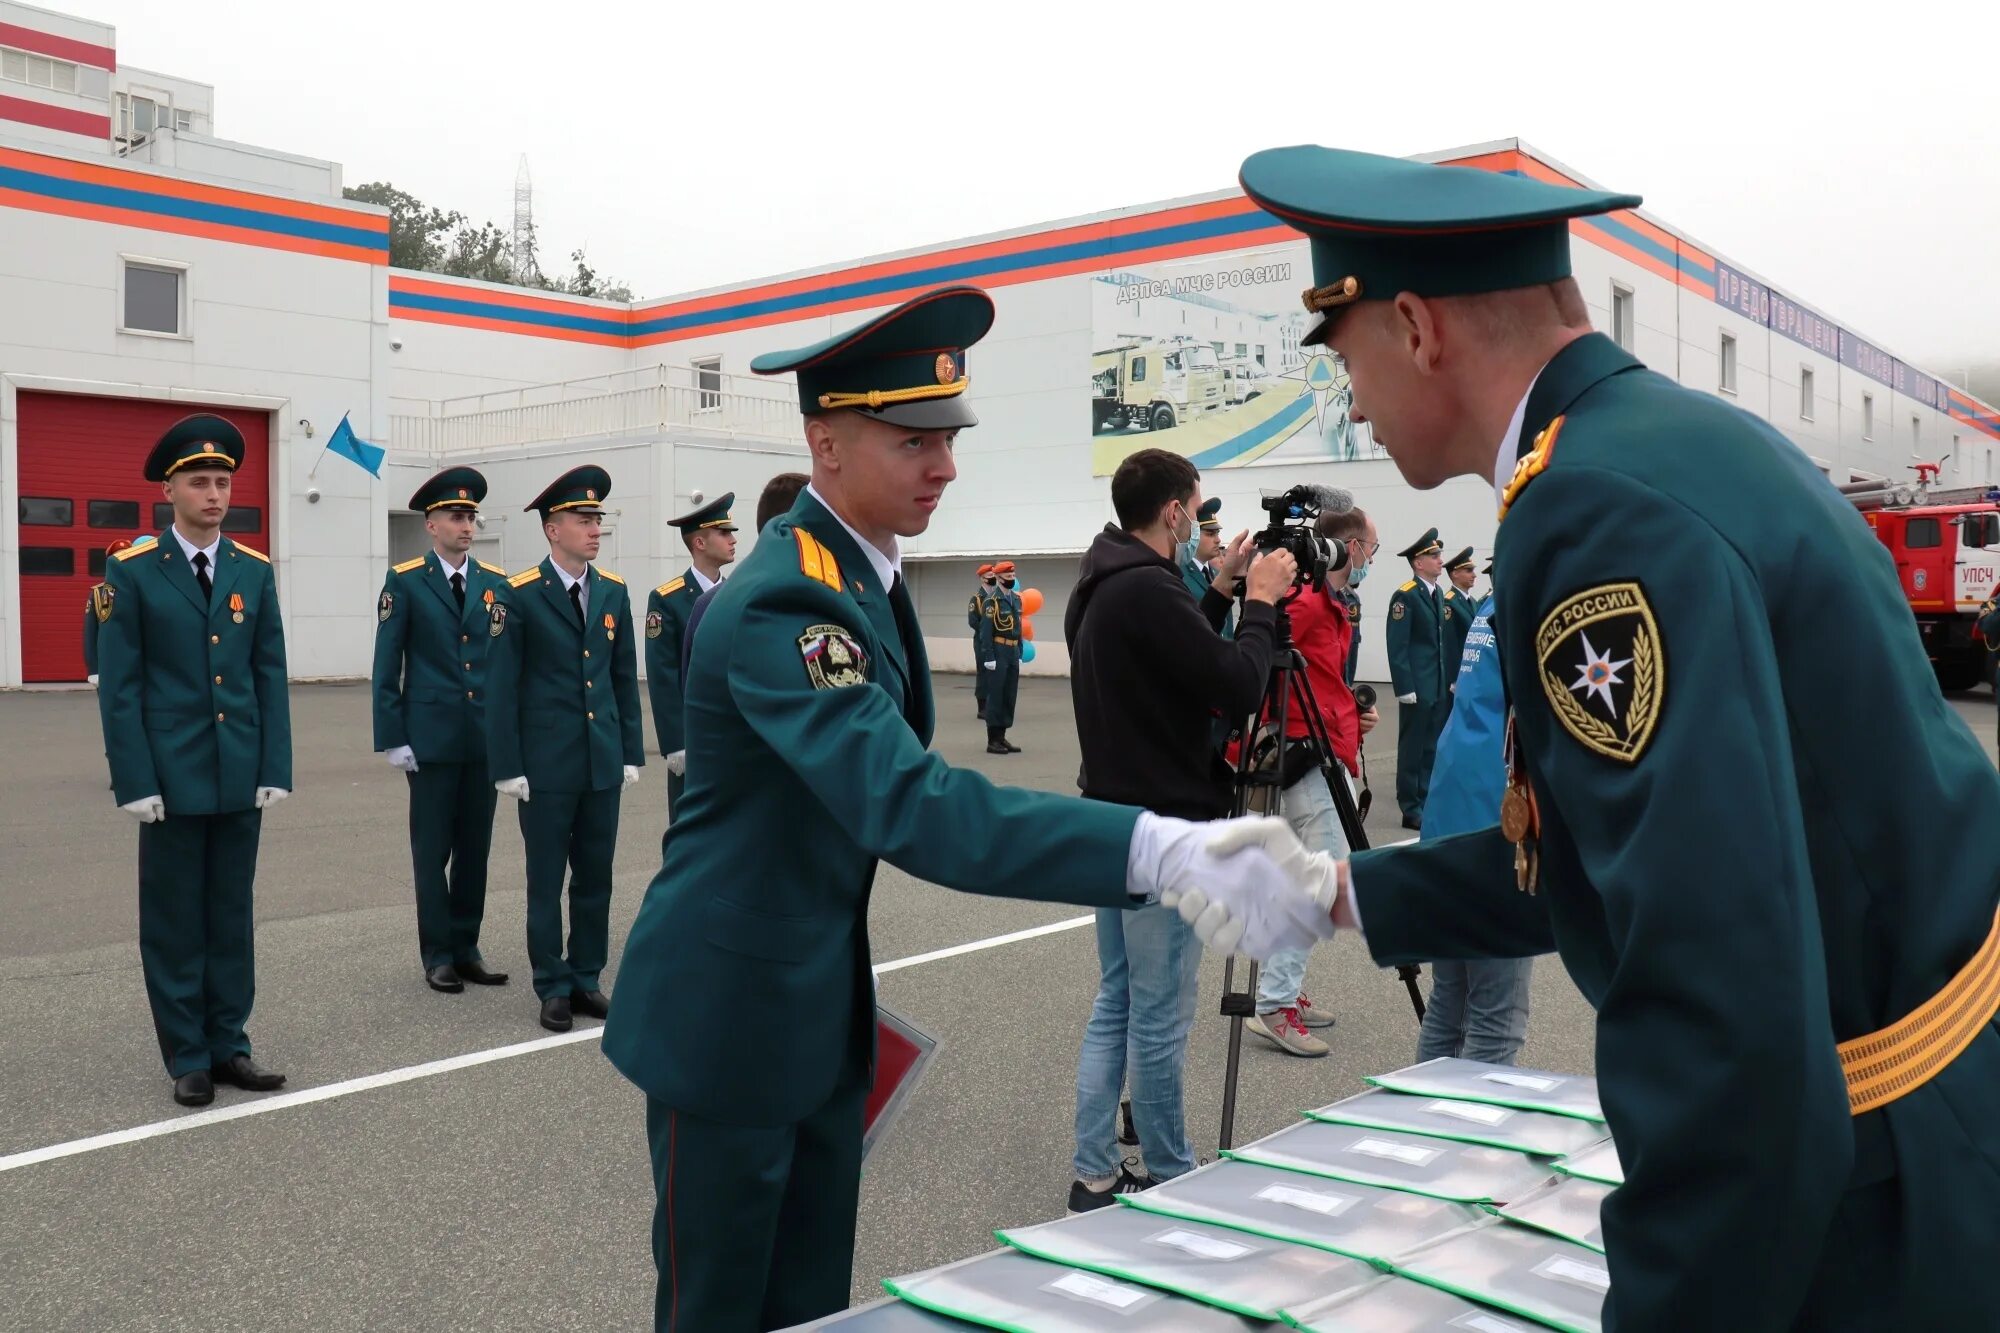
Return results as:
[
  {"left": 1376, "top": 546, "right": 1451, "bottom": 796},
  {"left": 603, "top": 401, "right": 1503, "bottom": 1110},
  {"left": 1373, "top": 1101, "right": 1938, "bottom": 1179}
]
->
[
  {"left": 969, "top": 563, "right": 997, "bottom": 718},
  {"left": 601, "top": 284, "right": 1340, "bottom": 1332},
  {"left": 1384, "top": 527, "right": 1449, "bottom": 829},
  {"left": 1412, "top": 568, "right": 1532, "bottom": 1064},
  {"left": 645, "top": 494, "right": 737, "bottom": 818},
  {"left": 1439, "top": 545, "right": 1476, "bottom": 672},
  {"left": 982, "top": 559, "right": 1024, "bottom": 753},
  {"left": 95, "top": 414, "right": 292, "bottom": 1107},
  {"left": 486, "top": 465, "right": 644, "bottom": 1033},
  {"left": 371, "top": 467, "right": 513, "bottom": 994},
  {"left": 1242, "top": 142, "right": 2000, "bottom": 1330}
]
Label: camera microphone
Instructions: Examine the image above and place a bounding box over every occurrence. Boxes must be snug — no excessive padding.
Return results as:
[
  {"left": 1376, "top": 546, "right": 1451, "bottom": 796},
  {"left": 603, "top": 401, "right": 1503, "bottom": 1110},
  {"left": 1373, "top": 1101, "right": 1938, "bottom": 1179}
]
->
[{"left": 1303, "top": 484, "right": 1355, "bottom": 516}]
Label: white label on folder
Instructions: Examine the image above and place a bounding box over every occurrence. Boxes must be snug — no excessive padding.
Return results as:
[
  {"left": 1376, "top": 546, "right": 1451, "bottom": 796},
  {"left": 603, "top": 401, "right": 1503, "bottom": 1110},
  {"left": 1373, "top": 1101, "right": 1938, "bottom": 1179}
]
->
[
  {"left": 1255, "top": 1183, "right": 1358, "bottom": 1216},
  {"left": 1425, "top": 1098, "right": 1512, "bottom": 1126},
  {"left": 1452, "top": 1313, "right": 1531, "bottom": 1333},
  {"left": 1149, "top": 1228, "right": 1252, "bottom": 1261},
  {"left": 1535, "top": 1253, "right": 1612, "bottom": 1293},
  {"left": 1482, "top": 1071, "right": 1561, "bottom": 1092},
  {"left": 1346, "top": 1136, "right": 1442, "bottom": 1166},
  {"left": 1047, "top": 1270, "right": 1149, "bottom": 1309}
]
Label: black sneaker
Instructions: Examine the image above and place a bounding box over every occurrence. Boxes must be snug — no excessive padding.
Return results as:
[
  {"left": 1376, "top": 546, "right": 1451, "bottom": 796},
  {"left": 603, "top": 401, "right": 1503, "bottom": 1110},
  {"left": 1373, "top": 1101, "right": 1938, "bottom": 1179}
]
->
[{"left": 1066, "top": 1163, "right": 1154, "bottom": 1215}]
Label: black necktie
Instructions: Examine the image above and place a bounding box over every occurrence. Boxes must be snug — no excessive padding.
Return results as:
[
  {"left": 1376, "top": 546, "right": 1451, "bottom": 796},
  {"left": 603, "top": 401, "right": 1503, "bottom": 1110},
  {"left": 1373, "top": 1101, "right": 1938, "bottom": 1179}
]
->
[
  {"left": 192, "top": 551, "right": 212, "bottom": 600},
  {"left": 450, "top": 571, "right": 465, "bottom": 610},
  {"left": 568, "top": 580, "right": 584, "bottom": 627},
  {"left": 889, "top": 574, "right": 919, "bottom": 659}
]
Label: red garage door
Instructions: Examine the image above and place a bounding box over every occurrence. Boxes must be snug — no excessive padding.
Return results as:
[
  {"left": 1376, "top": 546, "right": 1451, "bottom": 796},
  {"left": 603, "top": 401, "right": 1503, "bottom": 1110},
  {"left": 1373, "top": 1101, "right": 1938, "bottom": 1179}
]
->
[{"left": 17, "top": 394, "right": 270, "bottom": 683}]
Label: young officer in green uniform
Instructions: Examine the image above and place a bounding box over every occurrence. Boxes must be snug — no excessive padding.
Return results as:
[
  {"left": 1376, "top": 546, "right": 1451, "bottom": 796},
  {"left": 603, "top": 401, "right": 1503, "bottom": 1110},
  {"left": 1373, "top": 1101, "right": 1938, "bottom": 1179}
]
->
[
  {"left": 1384, "top": 527, "right": 1449, "bottom": 828},
  {"left": 982, "top": 559, "right": 1023, "bottom": 754},
  {"left": 95, "top": 415, "right": 293, "bottom": 1107},
  {"left": 968, "top": 563, "right": 996, "bottom": 718},
  {"left": 485, "top": 466, "right": 644, "bottom": 1033},
  {"left": 602, "top": 285, "right": 1341, "bottom": 1333},
  {"left": 1440, "top": 544, "right": 1476, "bottom": 670},
  {"left": 1241, "top": 143, "right": 2000, "bottom": 1331},
  {"left": 371, "top": 466, "right": 511, "bottom": 994},
  {"left": 645, "top": 494, "right": 737, "bottom": 817}
]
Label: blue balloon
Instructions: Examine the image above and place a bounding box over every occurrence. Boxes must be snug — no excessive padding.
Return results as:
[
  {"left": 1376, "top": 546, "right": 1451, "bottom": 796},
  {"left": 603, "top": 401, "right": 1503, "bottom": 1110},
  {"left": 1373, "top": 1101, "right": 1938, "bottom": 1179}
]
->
[{"left": 1021, "top": 641, "right": 1037, "bottom": 664}]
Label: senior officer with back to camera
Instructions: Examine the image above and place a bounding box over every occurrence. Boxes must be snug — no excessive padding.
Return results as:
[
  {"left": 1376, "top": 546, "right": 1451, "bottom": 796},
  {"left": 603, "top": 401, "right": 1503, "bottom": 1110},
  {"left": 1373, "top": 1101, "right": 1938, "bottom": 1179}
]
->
[
  {"left": 95, "top": 414, "right": 293, "bottom": 1107},
  {"left": 601, "top": 285, "right": 1343, "bottom": 1332},
  {"left": 1238, "top": 144, "right": 2000, "bottom": 1331}
]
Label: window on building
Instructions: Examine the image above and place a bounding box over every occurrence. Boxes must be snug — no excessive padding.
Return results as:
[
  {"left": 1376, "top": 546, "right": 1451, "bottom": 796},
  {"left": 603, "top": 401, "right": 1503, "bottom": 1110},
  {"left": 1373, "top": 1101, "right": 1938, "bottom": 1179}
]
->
[
  {"left": 1800, "top": 367, "right": 1815, "bottom": 421},
  {"left": 1719, "top": 333, "right": 1737, "bottom": 393},
  {"left": 117, "top": 93, "right": 164, "bottom": 141},
  {"left": 1255, "top": 346, "right": 1267, "bottom": 366},
  {"left": 1234, "top": 343, "right": 1248, "bottom": 357},
  {"left": 221, "top": 507, "right": 261, "bottom": 534},
  {"left": 1904, "top": 517, "right": 1941, "bottom": 549},
  {"left": 692, "top": 355, "right": 721, "bottom": 412},
  {"left": 174, "top": 108, "right": 192, "bottom": 133},
  {"left": 20, "top": 547, "right": 75, "bottom": 576},
  {"left": 1862, "top": 393, "right": 1875, "bottom": 441},
  {"left": 1611, "top": 285, "right": 1634, "bottom": 352},
  {"left": 123, "top": 261, "right": 183, "bottom": 335},
  {"left": 88, "top": 500, "right": 140, "bottom": 528},
  {"left": 1210, "top": 341, "right": 1224, "bottom": 356},
  {"left": 20, "top": 497, "right": 74, "bottom": 526},
  {"left": 3, "top": 48, "right": 80, "bottom": 93}
]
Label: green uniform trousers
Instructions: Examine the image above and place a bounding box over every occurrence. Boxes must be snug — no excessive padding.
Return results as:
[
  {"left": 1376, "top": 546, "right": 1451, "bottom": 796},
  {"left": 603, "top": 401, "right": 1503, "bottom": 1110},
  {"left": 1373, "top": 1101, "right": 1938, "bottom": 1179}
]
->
[
  {"left": 667, "top": 770, "right": 684, "bottom": 822},
  {"left": 974, "top": 660, "right": 989, "bottom": 714},
  {"left": 519, "top": 788, "right": 619, "bottom": 1001},
  {"left": 405, "top": 761, "right": 496, "bottom": 970},
  {"left": 985, "top": 654, "right": 1019, "bottom": 729},
  {"left": 646, "top": 1079, "right": 865, "bottom": 1332},
  {"left": 1395, "top": 696, "right": 1448, "bottom": 820},
  {"left": 138, "top": 810, "right": 262, "bottom": 1078}
]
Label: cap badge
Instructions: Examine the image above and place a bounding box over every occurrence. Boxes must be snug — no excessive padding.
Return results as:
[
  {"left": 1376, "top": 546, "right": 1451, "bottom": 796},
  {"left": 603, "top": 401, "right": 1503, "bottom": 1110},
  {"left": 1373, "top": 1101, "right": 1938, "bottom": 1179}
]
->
[
  {"left": 201, "top": 442, "right": 216, "bottom": 454},
  {"left": 585, "top": 488, "right": 597, "bottom": 501},
  {"left": 457, "top": 488, "right": 468, "bottom": 499},
  {"left": 935, "top": 353, "right": 957, "bottom": 385}
]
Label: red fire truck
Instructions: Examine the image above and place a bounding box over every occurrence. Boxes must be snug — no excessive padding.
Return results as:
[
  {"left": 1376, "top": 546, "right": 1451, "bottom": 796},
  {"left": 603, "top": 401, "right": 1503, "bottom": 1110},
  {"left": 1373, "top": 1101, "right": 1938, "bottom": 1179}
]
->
[{"left": 1845, "top": 462, "right": 2000, "bottom": 691}]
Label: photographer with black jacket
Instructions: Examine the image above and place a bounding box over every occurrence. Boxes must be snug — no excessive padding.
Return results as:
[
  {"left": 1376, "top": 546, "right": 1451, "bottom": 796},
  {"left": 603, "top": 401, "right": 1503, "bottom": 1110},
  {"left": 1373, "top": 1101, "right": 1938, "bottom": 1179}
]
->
[{"left": 1062, "top": 447, "right": 1296, "bottom": 1212}]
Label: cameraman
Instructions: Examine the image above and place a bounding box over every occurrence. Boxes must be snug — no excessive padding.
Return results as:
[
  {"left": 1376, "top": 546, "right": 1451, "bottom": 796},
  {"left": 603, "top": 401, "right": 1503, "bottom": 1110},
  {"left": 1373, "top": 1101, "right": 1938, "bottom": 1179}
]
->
[
  {"left": 1065, "top": 447, "right": 1296, "bottom": 1210},
  {"left": 1243, "top": 506, "right": 1380, "bottom": 1057}
]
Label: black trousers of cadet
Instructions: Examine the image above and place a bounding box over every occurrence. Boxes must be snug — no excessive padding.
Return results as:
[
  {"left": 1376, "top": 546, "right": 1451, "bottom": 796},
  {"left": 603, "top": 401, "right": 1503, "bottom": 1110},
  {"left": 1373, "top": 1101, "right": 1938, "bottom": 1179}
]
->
[
  {"left": 985, "top": 651, "right": 1020, "bottom": 730},
  {"left": 518, "top": 786, "right": 620, "bottom": 1001},
  {"left": 647, "top": 1080, "right": 866, "bottom": 1331},
  {"left": 405, "top": 760, "right": 496, "bottom": 970},
  {"left": 138, "top": 810, "right": 263, "bottom": 1077}
]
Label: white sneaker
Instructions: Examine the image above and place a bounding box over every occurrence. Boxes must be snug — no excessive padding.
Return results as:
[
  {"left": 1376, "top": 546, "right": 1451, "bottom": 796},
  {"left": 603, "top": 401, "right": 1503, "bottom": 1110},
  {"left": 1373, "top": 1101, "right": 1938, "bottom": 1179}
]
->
[{"left": 1247, "top": 1007, "right": 1329, "bottom": 1057}]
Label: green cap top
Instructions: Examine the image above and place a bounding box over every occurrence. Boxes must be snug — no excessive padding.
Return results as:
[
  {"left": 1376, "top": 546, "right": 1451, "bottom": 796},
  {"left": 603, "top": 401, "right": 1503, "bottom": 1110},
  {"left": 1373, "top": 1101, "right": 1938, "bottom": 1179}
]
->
[
  {"left": 1238, "top": 145, "right": 1641, "bottom": 346},
  {"left": 1196, "top": 497, "right": 1223, "bottom": 532},
  {"left": 525, "top": 465, "right": 611, "bottom": 516},
  {"left": 670, "top": 493, "right": 737, "bottom": 533},
  {"left": 751, "top": 286, "right": 995, "bottom": 429},
  {"left": 1445, "top": 546, "right": 1475, "bottom": 573},
  {"left": 409, "top": 466, "right": 488, "bottom": 513},
  {"left": 1398, "top": 527, "right": 1443, "bottom": 561},
  {"left": 145, "top": 414, "right": 245, "bottom": 481}
]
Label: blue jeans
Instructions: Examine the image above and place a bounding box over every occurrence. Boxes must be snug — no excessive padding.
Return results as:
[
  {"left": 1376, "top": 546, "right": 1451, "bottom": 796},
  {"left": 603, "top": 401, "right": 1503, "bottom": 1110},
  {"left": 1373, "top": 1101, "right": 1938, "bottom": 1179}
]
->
[
  {"left": 1416, "top": 958, "right": 1534, "bottom": 1065},
  {"left": 1258, "top": 768, "right": 1353, "bottom": 1014},
  {"left": 1073, "top": 902, "right": 1202, "bottom": 1182}
]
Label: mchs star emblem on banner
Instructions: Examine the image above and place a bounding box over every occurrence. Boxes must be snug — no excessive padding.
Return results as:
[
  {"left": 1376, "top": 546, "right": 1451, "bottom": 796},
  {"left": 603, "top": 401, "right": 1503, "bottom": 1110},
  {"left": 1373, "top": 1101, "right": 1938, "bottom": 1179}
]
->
[{"left": 1536, "top": 581, "right": 1664, "bottom": 764}]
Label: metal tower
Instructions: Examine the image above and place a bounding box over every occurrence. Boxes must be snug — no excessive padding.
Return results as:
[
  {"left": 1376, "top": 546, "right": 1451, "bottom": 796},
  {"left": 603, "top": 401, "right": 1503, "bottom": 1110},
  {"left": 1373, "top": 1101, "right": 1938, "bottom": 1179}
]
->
[{"left": 511, "top": 155, "right": 538, "bottom": 283}]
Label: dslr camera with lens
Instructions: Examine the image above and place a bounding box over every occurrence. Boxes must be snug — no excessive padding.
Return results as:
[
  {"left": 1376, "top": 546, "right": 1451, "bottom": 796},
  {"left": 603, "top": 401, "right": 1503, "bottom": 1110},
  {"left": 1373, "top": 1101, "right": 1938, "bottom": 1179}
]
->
[{"left": 1253, "top": 484, "right": 1350, "bottom": 590}]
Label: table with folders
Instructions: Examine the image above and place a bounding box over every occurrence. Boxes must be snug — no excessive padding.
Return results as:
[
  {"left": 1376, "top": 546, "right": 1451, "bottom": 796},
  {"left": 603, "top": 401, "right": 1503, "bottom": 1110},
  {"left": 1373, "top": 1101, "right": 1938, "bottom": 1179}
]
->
[{"left": 788, "top": 1057, "right": 1624, "bottom": 1333}]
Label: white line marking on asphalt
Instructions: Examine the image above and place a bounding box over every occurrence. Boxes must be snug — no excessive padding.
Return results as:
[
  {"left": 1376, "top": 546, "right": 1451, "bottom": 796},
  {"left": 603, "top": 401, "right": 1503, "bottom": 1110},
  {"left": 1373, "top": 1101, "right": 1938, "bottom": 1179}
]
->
[{"left": 0, "top": 911, "right": 1100, "bottom": 1174}]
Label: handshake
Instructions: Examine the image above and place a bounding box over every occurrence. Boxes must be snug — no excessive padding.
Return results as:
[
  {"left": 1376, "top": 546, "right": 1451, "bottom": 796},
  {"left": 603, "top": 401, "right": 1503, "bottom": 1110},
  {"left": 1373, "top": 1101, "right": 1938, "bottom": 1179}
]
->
[{"left": 1131, "top": 812, "right": 1359, "bottom": 957}]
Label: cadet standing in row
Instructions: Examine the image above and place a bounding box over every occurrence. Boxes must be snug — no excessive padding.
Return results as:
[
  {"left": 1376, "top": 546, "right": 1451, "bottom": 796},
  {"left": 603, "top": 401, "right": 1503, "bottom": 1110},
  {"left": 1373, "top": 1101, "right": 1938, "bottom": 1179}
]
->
[
  {"left": 371, "top": 467, "right": 511, "bottom": 994},
  {"left": 96, "top": 415, "right": 293, "bottom": 1106},
  {"left": 1177, "top": 497, "right": 1222, "bottom": 598},
  {"left": 1384, "top": 527, "right": 1450, "bottom": 829},
  {"left": 84, "top": 538, "right": 139, "bottom": 685},
  {"left": 1440, "top": 545, "right": 1476, "bottom": 676},
  {"left": 968, "top": 563, "right": 996, "bottom": 718},
  {"left": 645, "top": 495, "right": 737, "bottom": 816},
  {"left": 982, "top": 560, "right": 1023, "bottom": 754},
  {"left": 486, "top": 466, "right": 643, "bottom": 1033},
  {"left": 1243, "top": 142, "right": 1999, "bottom": 1330}
]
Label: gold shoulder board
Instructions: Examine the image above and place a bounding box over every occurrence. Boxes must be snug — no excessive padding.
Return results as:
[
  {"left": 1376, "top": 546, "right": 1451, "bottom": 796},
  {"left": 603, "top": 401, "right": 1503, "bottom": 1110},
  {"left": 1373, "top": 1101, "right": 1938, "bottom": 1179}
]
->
[
  {"left": 657, "top": 578, "right": 686, "bottom": 597},
  {"left": 477, "top": 560, "right": 508, "bottom": 576},
  {"left": 508, "top": 569, "right": 541, "bottom": 588},
  {"left": 596, "top": 568, "right": 625, "bottom": 585},
  {"left": 234, "top": 543, "right": 270, "bottom": 564},
  {"left": 111, "top": 544, "right": 150, "bottom": 563},
  {"left": 392, "top": 557, "right": 426, "bottom": 575}
]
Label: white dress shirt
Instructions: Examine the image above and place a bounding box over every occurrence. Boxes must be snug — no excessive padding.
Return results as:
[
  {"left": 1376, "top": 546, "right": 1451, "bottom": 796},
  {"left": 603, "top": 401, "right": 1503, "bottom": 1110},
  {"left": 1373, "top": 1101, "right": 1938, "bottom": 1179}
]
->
[
  {"left": 169, "top": 525, "right": 221, "bottom": 569},
  {"left": 805, "top": 483, "right": 900, "bottom": 593},
  {"left": 553, "top": 561, "right": 589, "bottom": 618}
]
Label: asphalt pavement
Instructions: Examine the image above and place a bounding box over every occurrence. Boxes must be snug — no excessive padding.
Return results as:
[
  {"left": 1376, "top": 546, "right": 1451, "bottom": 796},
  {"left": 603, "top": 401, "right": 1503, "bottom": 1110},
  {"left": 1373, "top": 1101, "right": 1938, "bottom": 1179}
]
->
[{"left": 1, "top": 677, "right": 1992, "bottom": 1330}]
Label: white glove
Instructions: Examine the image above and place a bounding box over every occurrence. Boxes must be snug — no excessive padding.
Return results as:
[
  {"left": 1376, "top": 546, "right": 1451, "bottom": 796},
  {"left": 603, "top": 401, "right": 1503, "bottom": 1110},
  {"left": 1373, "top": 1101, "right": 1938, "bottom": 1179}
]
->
[
  {"left": 255, "top": 787, "right": 289, "bottom": 810},
  {"left": 87, "top": 673, "right": 99, "bottom": 687},
  {"left": 1205, "top": 818, "right": 1359, "bottom": 931},
  {"left": 1127, "top": 813, "right": 1337, "bottom": 959},
  {"left": 983, "top": 661, "right": 998, "bottom": 670},
  {"left": 496, "top": 776, "right": 530, "bottom": 802},
  {"left": 622, "top": 764, "right": 640, "bottom": 790},
  {"left": 385, "top": 745, "right": 418, "bottom": 773},
  {"left": 666, "top": 750, "right": 686, "bottom": 776},
  {"left": 1397, "top": 692, "right": 1417, "bottom": 705},
  {"left": 122, "top": 795, "right": 165, "bottom": 823}
]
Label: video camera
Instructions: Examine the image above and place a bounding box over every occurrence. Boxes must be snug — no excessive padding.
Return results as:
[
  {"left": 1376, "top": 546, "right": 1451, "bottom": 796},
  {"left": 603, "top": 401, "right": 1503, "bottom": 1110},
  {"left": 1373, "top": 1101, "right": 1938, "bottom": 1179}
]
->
[{"left": 1254, "top": 484, "right": 1351, "bottom": 591}]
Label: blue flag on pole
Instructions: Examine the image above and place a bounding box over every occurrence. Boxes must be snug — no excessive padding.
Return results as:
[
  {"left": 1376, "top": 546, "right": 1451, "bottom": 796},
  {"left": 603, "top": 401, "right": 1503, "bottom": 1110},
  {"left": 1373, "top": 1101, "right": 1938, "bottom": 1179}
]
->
[{"left": 325, "top": 413, "right": 385, "bottom": 478}]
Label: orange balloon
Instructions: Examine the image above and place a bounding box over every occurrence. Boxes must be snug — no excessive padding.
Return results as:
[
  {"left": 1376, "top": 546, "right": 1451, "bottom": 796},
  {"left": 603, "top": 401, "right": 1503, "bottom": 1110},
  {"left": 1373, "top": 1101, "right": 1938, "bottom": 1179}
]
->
[
  {"left": 1021, "top": 588, "right": 1045, "bottom": 615},
  {"left": 1022, "top": 617, "right": 1036, "bottom": 641}
]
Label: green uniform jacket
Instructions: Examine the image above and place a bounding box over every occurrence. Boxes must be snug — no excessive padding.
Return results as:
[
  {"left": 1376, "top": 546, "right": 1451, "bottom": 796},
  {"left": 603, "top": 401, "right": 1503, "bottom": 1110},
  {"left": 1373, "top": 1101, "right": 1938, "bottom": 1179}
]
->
[
  {"left": 370, "top": 553, "right": 509, "bottom": 762},
  {"left": 1385, "top": 577, "right": 1447, "bottom": 702},
  {"left": 604, "top": 493, "right": 1140, "bottom": 1127},
  {"left": 1351, "top": 334, "right": 2000, "bottom": 1330},
  {"left": 485, "top": 558, "right": 643, "bottom": 793},
  {"left": 986, "top": 587, "right": 1024, "bottom": 661},
  {"left": 643, "top": 571, "right": 700, "bottom": 757},
  {"left": 967, "top": 585, "right": 994, "bottom": 659},
  {"left": 1440, "top": 586, "right": 1471, "bottom": 674},
  {"left": 97, "top": 534, "right": 292, "bottom": 813}
]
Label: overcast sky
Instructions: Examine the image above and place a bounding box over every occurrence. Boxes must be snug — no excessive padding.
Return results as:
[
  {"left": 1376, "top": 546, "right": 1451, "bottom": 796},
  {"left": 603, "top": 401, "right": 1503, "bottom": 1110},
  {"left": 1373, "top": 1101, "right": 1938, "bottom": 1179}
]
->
[{"left": 91, "top": 0, "right": 1999, "bottom": 369}]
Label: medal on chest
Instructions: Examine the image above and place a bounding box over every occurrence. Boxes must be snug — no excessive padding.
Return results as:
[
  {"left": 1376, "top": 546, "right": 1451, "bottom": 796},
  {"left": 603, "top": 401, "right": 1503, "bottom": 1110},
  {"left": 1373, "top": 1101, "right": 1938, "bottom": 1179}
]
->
[
  {"left": 603, "top": 612, "right": 616, "bottom": 641},
  {"left": 229, "top": 592, "right": 245, "bottom": 624},
  {"left": 1502, "top": 712, "right": 1540, "bottom": 894}
]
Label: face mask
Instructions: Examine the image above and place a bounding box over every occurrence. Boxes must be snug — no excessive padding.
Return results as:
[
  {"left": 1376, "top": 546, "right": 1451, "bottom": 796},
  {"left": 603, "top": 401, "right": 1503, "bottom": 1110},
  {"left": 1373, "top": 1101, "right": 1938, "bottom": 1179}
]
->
[
  {"left": 1349, "top": 558, "right": 1370, "bottom": 588},
  {"left": 1171, "top": 503, "right": 1196, "bottom": 548}
]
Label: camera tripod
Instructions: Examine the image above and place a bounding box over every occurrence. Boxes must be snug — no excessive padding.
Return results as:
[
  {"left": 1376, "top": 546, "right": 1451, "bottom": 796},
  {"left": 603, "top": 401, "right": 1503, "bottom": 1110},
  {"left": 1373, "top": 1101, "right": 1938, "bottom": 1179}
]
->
[{"left": 1215, "top": 597, "right": 1427, "bottom": 1151}]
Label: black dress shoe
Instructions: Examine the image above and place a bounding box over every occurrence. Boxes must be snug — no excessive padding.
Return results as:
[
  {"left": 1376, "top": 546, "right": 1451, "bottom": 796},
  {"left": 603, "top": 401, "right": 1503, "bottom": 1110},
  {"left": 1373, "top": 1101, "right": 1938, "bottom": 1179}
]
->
[
  {"left": 570, "top": 989, "right": 610, "bottom": 1020},
  {"left": 1002, "top": 738, "right": 1023, "bottom": 754},
  {"left": 1401, "top": 814, "right": 1423, "bottom": 831},
  {"left": 173, "top": 1070, "right": 214, "bottom": 1107},
  {"left": 426, "top": 963, "right": 464, "bottom": 993},
  {"left": 456, "top": 960, "right": 509, "bottom": 986},
  {"left": 986, "top": 741, "right": 1010, "bottom": 755},
  {"left": 211, "top": 1054, "right": 286, "bottom": 1092},
  {"left": 539, "top": 995, "right": 573, "bottom": 1032}
]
